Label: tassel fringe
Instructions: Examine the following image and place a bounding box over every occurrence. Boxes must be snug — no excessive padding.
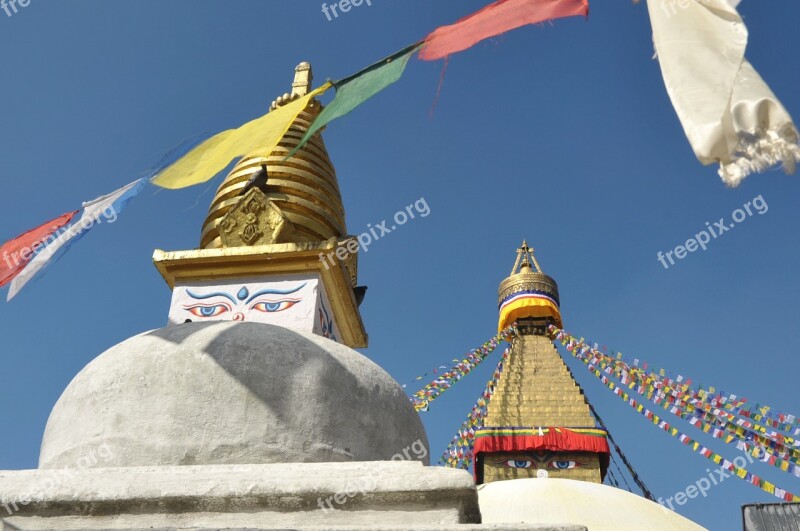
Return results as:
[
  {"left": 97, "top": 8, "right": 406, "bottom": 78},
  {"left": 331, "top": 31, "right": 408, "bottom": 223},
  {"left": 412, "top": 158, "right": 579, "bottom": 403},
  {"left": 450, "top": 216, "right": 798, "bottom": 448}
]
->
[{"left": 719, "top": 125, "right": 800, "bottom": 187}]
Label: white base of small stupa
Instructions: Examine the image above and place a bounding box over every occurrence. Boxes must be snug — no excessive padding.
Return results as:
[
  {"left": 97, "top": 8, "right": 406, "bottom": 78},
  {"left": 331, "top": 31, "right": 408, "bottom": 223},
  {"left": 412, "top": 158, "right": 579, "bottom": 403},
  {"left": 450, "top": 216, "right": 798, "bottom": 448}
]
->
[{"left": 0, "top": 461, "right": 584, "bottom": 530}]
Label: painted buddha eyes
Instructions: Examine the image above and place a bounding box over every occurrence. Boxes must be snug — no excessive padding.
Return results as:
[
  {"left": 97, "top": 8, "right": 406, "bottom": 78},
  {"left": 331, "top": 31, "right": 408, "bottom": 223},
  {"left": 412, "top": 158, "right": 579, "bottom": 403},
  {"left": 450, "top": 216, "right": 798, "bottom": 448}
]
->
[
  {"left": 250, "top": 299, "right": 300, "bottom": 313},
  {"left": 505, "top": 460, "right": 534, "bottom": 469},
  {"left": 184, "top": 303, "right": 231, "bottom": 318},
  {"left": 498, "top": 459, "right": 583, "bottom": 470},
  {"left": 184, "top": 299, "right": 300, "bottom": 318},
  {"left": 549, "top": 460, "right": 579, "bottom": 470}
]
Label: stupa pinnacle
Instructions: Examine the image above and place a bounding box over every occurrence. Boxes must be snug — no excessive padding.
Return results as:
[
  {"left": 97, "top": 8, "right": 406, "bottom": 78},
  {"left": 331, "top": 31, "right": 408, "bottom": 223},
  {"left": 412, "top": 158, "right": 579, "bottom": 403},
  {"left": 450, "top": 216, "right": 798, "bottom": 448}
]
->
[{"left": 497, "top": 240, "right": 562, "bottom": 333}]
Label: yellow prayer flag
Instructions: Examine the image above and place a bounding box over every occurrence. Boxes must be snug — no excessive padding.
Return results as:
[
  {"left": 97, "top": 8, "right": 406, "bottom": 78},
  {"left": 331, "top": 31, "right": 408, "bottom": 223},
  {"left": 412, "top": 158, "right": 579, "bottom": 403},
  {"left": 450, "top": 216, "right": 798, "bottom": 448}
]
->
[{"left": 152, "top": 83, "right": 332, "bottom": 189}]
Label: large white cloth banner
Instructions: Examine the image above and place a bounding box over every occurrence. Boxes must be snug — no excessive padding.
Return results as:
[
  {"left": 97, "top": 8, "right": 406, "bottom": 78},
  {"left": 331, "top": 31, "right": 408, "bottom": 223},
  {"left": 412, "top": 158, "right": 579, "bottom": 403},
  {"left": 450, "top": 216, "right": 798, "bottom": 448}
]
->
[{"left": 646, "top": 0, "right": 800, "bottom": 186}]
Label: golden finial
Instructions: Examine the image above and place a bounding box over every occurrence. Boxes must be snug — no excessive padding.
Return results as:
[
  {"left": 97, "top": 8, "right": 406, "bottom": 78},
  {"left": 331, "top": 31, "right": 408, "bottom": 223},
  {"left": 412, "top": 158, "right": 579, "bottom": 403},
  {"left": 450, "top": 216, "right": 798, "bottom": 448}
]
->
[
  {"left": 510, "top": 240, "right": 543, "bottom": 276},
  {"left": 292, "top": 62, "right": 313, "bottom": 97},
  {"left": 270, "top": 62, "right": 315, "bottom": 111}
]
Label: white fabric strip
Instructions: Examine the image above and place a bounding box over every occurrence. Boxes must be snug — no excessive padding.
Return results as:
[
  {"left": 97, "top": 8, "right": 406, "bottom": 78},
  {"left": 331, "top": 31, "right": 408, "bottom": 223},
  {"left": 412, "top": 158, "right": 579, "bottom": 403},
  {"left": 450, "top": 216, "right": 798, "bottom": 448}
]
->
[{"left": 646, "top": 0, "right": 799, "bottom": 186}]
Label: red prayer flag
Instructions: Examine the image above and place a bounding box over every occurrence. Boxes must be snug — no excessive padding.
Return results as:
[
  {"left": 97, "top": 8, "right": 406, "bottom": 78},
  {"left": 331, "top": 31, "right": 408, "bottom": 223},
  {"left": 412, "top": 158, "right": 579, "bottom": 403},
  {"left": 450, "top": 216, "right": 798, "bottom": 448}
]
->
[
  {"left": 418, "top": 0, "right": 589, "bottom": 61},
  {"left": 0, "top": 211, "right": 78, "bottom": 287}
]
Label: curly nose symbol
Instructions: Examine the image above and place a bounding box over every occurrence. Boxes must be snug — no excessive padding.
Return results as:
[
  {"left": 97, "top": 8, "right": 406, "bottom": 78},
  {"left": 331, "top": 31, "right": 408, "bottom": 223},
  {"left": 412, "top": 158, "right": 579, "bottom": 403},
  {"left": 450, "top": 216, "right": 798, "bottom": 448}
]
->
[{"left": 233, "top": 312, "right": 245, "bottom": 321}]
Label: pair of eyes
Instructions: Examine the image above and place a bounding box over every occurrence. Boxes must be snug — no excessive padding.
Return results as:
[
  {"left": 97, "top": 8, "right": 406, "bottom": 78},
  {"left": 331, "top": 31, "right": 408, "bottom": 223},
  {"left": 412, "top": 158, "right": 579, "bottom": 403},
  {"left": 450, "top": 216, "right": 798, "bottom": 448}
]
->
[
  {"left": 183, "top": 299, "right": 300, "bottom": 318},
  {"left": 502, "top": 460, "right": 581, "bottom": 470}
]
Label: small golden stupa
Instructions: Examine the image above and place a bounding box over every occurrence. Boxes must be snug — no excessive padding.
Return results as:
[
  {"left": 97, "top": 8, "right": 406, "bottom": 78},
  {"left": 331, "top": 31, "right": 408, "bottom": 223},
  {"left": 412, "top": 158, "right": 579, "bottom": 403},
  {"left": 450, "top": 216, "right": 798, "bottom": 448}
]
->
[{"left": 153, "top": 63, "right": 366, "bottom": 347}]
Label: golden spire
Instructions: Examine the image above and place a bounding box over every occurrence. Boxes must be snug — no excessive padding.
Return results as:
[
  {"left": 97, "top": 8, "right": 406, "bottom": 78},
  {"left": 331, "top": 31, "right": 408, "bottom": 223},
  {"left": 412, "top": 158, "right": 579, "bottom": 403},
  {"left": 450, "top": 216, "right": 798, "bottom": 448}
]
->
[
  {"left": 498, "top": 241, "right": 562, "bottom": 331},
  {"left": 199, "top": 62, "right": 347, "bottom": 250}
]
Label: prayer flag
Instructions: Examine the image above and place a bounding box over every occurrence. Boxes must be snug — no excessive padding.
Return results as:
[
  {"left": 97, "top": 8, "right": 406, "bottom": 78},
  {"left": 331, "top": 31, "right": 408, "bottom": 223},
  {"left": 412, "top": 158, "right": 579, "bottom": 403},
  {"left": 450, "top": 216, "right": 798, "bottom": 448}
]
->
[
  {"left": 0, "top": 211, "right": 78, "bottom": 288},
  {"left": 286, "top": 45, "right": 419, "bottom": 159},
  {"left": 7, "top": 179, "right": 147, "bottom": 301},
  {"left": 645, "top": 0, "right": 800, "bottom": 186},
  {"left": 153, "top": 83, "right": 331, "bottom": 189},
  {"left": 418, "top": 0, "right": 589, "bottom": 61}
]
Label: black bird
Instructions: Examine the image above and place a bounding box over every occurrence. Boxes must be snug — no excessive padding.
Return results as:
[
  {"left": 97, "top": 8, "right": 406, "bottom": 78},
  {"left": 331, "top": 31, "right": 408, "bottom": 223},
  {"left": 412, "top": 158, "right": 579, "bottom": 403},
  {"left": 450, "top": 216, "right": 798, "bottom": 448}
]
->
[
  {"left": 240, "top": 164, "right": 269, "bottom": 196},
  {"left": 354, "top": 286, "right": 368, "bottom": 307}
]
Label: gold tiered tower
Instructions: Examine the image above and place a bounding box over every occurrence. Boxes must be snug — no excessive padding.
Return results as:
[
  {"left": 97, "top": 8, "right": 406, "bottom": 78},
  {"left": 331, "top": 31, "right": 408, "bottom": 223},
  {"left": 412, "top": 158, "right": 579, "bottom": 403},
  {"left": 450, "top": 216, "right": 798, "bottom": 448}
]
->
[{"left": 474, "top": 242, "right": 610, "bottom": 484}]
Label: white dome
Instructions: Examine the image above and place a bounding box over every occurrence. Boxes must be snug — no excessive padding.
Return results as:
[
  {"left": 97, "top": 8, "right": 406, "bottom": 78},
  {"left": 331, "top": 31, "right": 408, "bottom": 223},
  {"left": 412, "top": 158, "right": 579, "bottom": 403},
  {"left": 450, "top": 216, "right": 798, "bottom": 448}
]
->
[
  {"left": 39, "top": 322, "right": 428, "bottom": 469},
  {"left": 478, "top": 478, "right": 707, "bottom": 531}
]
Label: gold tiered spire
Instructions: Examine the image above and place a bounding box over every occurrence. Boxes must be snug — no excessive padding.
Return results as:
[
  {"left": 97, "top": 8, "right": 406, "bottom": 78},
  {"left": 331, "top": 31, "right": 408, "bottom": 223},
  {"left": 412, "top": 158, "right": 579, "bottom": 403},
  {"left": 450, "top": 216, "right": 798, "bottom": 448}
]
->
[
  {"left": 473, "top": 242, "right": 609, "bottom": 485},
  {"left": 200, "top": 62, "right": 347, "bottom": 250}
]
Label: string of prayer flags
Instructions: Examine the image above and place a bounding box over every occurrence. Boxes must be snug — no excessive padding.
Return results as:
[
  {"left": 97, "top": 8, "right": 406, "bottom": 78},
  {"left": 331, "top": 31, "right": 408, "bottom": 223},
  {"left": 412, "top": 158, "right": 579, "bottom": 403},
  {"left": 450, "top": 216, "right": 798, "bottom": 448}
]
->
[
  {"left": 585, "top": 341, "right": 800, "bottom": 472},
  {"left": 554, "top": 328, "right": 800, "bottom": 482},
  {"left": 152, "top": 83, "right": 332, "bottom": 189},
  {"left": 575, "top": 332, "right": 800, "bottom": 436},
  {"left": 418, "top": 0, "right": 589, "bottom": 61},
  {"left": 645, "top": 0, "right": 800, "bottom": 186},
  {"left": 401, "top": 365, "right": 450, "bottom": 390},
  {"left": 551, "top": 328, "right": 800, "bottom": 503},
  {"left": 440, "top": 347, "right": 510, "bottom": 469},
  {"left": 559, "top": 328, "right": 800, "bottom": 455},
  {"left": 7, "top": 179, "right": 148, "bottom": 301},
  {"left": 0, "top": 211, "right": 79, "bottom": 288},
  {"left": 412, "top": 323, "right": 517, "bottom": 412},
  {"left": 286, "top": 44, "right": 421, "bottom": 160}
]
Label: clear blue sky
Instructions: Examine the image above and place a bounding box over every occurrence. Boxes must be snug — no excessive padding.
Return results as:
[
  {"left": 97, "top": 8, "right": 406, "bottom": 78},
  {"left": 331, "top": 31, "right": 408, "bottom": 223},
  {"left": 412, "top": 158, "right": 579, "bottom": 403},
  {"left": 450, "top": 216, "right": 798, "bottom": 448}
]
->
[{"left": 1, "top": 2, "right": 798, "bottom": 529}]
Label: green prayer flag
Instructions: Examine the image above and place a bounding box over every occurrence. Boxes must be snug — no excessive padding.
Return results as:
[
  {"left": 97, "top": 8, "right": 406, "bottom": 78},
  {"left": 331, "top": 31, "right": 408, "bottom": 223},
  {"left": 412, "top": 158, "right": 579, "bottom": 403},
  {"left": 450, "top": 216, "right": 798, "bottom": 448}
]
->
[{"left": 286, "top": 43, "right": 421, "bottom": 159}]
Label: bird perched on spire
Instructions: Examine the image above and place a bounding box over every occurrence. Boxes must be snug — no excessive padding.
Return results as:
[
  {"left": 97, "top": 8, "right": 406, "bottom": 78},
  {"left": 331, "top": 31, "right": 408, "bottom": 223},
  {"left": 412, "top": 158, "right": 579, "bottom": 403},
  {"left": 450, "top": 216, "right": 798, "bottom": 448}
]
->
[{"left": 240, "top": 164, "right": 269, "bottom": 196}]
